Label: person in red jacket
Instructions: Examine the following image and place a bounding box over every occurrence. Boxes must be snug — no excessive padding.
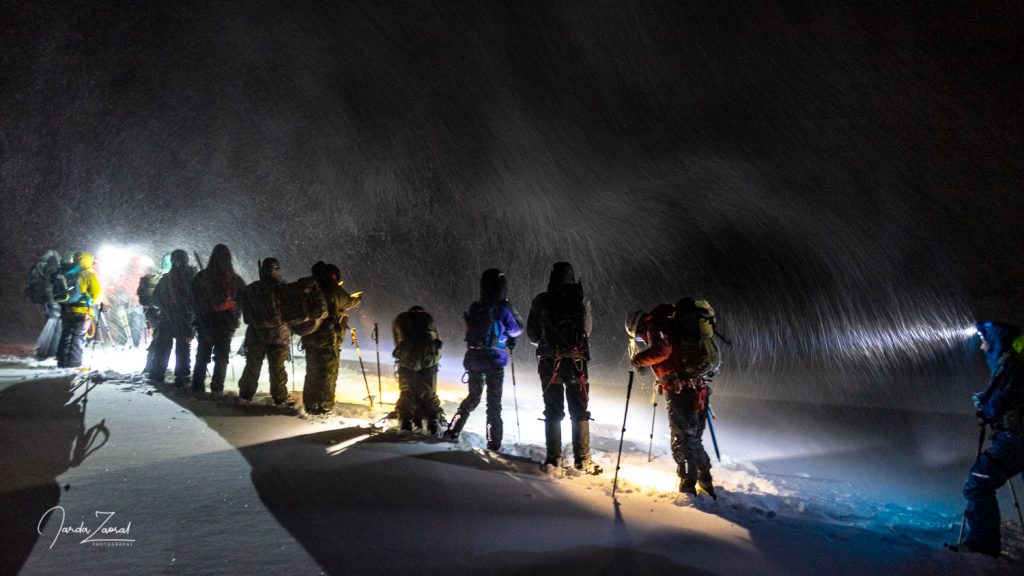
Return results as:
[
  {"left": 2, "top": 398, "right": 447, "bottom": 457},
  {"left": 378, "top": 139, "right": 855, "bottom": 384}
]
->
[{"left": 627, "top": 303, "right": 717, "bottom": 499}]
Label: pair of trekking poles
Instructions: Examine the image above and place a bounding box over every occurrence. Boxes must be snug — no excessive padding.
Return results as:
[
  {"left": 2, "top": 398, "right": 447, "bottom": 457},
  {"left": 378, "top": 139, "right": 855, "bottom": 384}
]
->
[{"left": 611, "top": 370, "right": 721, "bottom": 499}]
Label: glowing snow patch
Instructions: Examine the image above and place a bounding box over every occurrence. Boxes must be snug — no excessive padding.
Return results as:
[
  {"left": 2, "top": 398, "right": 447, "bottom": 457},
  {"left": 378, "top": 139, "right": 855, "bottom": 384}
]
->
[
  {"left": 616, "top": 463, "right": 680, "bottom": 493},
  {"left": 325, "top": 434, "right": 372, "bottom": 455}
]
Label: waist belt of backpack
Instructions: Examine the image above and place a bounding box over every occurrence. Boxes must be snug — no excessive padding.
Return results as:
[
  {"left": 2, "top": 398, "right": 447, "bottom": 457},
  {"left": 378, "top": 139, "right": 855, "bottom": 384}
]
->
[
  {"left": 554, "top": 346, "right": 586, "bottom": 361},
  {"left": 468, "top": 345, "right": 498, "bottom": 351},
  {"left": 657, "top": 373, "right": 705, "bottom": 392}
]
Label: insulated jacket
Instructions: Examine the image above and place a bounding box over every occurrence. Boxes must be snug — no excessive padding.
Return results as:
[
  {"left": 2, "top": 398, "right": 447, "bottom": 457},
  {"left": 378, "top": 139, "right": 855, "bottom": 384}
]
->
[
  {"left": 631, "top": 303, "right": 687, "bottom": 380},
  {"left": 239, "top": 259, "right": 289, "bottom": 347},
  {"left": 191, "top": 269, "right": 245, "bottom": 332},
  {"left": 64, "top": 252, "right": 103, "bottom": 316},
  {"left": 463, "top": 300, "right": 523, "bottom": 370},
  {"left": 976, "top": 322, "right": 1024, "bottom": 435}
]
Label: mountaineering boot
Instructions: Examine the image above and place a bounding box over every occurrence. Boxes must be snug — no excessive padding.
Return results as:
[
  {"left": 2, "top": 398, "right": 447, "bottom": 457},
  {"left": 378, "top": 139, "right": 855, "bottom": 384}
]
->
[
  {"left": 679, "top": 464, "right": 697, "bottom": 495},
  {"left": 443, "top": 411, "right": 467, "bottom": 441},
  {"left": 544, "top": 419, "right": 563, "bottom": 467},
  {"left": 697, "top": 471, "right": 717, "bottom": 501},
  {"left": 399, "top": 417, "right": 413, "bottom": 432},
  {"left": 486, "top": 419, "right": 503, "bottom": 451},
  {"left": 427, "top": 419, "right": 440, "bottom": 436},
  {"left": 679, "top": 477, "right": 697, "bottom": 495},
  {"left": 571, "top": 420, "right": 602, "bottom": 475}
]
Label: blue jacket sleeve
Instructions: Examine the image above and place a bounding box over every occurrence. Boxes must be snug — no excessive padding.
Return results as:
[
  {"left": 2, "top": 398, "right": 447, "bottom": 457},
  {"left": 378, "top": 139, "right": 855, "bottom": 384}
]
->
[
  {"left": 501, "top": 304, "right": 523, "bottom": 339},
  {"left": 979, "top": 357, "right": 1020, "bottom": 422}
]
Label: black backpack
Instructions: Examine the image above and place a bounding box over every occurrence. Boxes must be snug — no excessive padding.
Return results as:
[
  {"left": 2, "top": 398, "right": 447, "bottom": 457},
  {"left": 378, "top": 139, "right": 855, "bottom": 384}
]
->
[
  {"left": 542, "top": 283, "right": 588, "bottom": 359},
  {"left": 137, "top": 273, "right": 162, "bottom": 307},
  {"left": 52, "top": 262, "right": 84, "bottom": 304},
  {"left": 25, "top": 251, "right": 61, "bottom": 304},
  {"left": 464, "top": 302, "right": 500, "bottom": 348},
  {"left": 277, "top": 277, "right": 328, "bottom": 337},
  {"left": 673, "top": 298, "right": 720, "bottom": 378}
]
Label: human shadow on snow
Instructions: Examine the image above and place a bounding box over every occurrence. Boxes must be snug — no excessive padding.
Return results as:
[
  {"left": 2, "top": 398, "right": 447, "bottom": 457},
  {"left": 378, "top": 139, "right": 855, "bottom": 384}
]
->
[{"left": 0, "top": 374, "right": 108, "bottom": 576}]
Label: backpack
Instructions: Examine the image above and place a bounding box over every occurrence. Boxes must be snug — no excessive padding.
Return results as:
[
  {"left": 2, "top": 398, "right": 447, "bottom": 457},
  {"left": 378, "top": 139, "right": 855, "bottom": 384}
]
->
[
  {"left": 53, "top": 263, "right": 83, "bottom": 305},
  {"left": 542, "top": 283, "right": 588, "bottom": 359},
  {"left": 137, "top": 273, "right": 162, "bottom": 307},
  {"left": 240, "top": 281, "right": 282, "bottom": 329},
  {"left": 278, "top": 277, "right": 328, "bottom": 337},
  {"left": 464, "top": 302, "right": 500, "bottom": 348},
  {"left": 25, "top": 251, "right": 62, "bottom": 304},
  {"left": 394, "top": 310, "right": 440, "bottom": 369},
  {"left": 673, "top": 297, "right": 720, "bottom": 378}
]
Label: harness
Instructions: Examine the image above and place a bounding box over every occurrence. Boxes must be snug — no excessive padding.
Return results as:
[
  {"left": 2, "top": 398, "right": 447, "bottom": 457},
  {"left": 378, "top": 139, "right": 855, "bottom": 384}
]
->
[
  {"left": 545, "top": 354, "right": 589, "bottom": 404},
  {"left": 656, "top": 372, "right": 710, "bottom": 411}
]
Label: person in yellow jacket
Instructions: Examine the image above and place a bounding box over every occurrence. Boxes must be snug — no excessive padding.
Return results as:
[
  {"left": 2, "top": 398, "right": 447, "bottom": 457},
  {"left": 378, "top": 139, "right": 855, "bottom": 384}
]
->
[{"left": 57, "top": 251, "right": 103, "bottom": 368}]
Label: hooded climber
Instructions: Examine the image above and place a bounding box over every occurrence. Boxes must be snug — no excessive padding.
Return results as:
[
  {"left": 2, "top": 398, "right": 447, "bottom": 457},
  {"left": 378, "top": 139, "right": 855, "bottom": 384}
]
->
[
  {"left": 393, "top": 305, "right": 444, "bottom": 434},
  {"left": 626, "top": 300, "right": 718, "bottom": 500},
  {"left": 190, "top": 244, "right": 245, "bottom": 395},
  {"left": 301, "top": 261, "right": 361, "bottom": 414},
  {"left": 960, "top": 322, "right": 1024, "bottom": 557},
  {"left": 148, "top": 249, "right": 198, "bottom": 385},
  {"left": 237, "top": 258, "right": 290, "bottom": 404},
  {"left": 526, "top": 262, "right": 599, "bottom": 473},
  {"left": 443, "top": 269, "right": 523, "bottom": 450},
  {"left": 56, "top": 251, "right": 103, "bottom": 368}
]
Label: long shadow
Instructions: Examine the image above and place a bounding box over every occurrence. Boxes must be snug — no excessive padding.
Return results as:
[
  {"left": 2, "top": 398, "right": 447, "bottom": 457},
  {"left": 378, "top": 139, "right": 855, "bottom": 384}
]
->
[
  {"left": 0, "top": 374, "right": 108, "bottom": 575},
  {"left": 152, "top": 380, "right": 746, "bottom": 576}
]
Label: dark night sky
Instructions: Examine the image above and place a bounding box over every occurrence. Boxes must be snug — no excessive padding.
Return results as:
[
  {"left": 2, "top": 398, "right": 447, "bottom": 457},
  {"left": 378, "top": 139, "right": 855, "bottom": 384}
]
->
[{"left": 1, "top": 1, "right": 1021, "bottom": 405}]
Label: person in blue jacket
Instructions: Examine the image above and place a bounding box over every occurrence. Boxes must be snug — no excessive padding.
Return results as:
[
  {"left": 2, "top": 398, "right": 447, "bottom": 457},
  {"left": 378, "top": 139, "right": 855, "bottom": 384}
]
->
[
  {"left": 443, "top": 269, "right": 523, "bottom": 451},
  {"left": 962, "top": 321, "right": 1024, "bottom": 557}
]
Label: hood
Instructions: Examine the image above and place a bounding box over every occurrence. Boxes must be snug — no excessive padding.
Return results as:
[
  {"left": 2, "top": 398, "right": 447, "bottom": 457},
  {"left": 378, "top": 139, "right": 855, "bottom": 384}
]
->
[
  {"left": 977, "top": 321, "right": 1022, "bottom": 374},
  {"left": 259, "top": 257, "right": 282, "bottom": 283},
  {"left": 479, "top": 268, "right": 507, "bottom": 305},
  {"left": 547, "top": 262, "right": 576, "bottom": 287},
  {"left": 170, "top": 249, "right": 189, "bottom": 270},
  {"left": 74, "top": 251, "right": 94, "bottom": 271}
]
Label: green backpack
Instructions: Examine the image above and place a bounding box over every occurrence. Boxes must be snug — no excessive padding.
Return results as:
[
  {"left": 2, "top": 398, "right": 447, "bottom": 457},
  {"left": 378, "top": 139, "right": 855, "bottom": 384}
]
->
[{"left": 673, "top": 297, "right": 721, "bottom": 378}]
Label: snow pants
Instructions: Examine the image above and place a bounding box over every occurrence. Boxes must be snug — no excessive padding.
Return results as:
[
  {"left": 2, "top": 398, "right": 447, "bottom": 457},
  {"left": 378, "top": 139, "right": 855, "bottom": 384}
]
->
[
  {"left": 35, "top": 303, "right": 63, "bottom": 360},
  {"left": 57, "top": 311, "right": 88, "bottom": 368},
  {"left": 302, "top": 340, "right": 339, "bottom": 413},
  {"left": 396, "top": 365, "right": 442, "bottom": 431},
  {"left": 192, "top": 325, "right": 234, "bottom": 393},
  {"left": 538, "top": 357, "right": 591, "bottom": 465},
  {"left": 963, "top": 429, "right": 1024, "bottom": 557},
  {"left": 148, "top": 323, "right": 193, "bottom": 385},
  {"left": 238, "top": 340, "right": 289, "bottom": 403},
  {"left": 450, "top": 367, "right": 504, "bottom": 450},
  {"left": 666, "top": 387, "right": 712, "bottom": 489}
]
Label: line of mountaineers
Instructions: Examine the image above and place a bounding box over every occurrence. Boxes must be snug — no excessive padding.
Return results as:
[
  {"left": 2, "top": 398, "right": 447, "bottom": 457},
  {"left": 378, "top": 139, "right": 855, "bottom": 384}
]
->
[
  {"left": 26, "top": 249, "right": 726, "bottom": 494},
  {"left": 25, "top": 247, "right": 730, "bottom": 495}
]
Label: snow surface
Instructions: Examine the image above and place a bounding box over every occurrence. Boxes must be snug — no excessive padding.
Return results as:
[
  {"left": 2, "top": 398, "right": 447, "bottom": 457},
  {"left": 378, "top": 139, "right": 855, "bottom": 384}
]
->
[{"left": 1, "top": 348, "right": 1021, "bottom": 575}]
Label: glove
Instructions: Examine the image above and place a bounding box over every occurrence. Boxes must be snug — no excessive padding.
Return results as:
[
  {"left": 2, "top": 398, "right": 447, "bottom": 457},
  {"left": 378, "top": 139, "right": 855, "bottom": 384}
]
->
[
  {"left": 506, "top": 336, "right": 516, "bottom": 351},
  {"left": 972, "top": 392, "right": 985, "bottom": 410}
]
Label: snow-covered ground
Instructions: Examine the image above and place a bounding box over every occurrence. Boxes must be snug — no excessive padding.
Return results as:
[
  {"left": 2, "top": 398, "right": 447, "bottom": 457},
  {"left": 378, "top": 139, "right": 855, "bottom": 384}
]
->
[{"left": 1, "top": 346, "right": 1020, "bottom": 575}]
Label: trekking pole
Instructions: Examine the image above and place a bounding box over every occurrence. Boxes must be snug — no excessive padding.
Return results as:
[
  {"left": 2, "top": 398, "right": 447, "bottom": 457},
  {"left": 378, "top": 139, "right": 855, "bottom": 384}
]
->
[
  {"left": 647, "top": 383, "right": 659, "bottom": 462},
  {"left": 1008, "top": 477, "right": 1024, "bottom": 527},
  {"left": 706, "top": 403, "right": 721, "bottom": 462},
  {"left": 511, "top": 348, "right": 521, "bottom": 442},
  {"left": 372, "top": 323, "right": 382, "bottom": 404},
  {"left": 289, "top": 336, "right": 296, "bottom": 393},
  {"left": 612, "top": 370, "right": 635, "bottom": 501},
  {"left": 351, "top": 328, "right": 374, "bottom": 408},
  {"left": 954, "top": 423, "right": 988, "bottom": 548}
]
